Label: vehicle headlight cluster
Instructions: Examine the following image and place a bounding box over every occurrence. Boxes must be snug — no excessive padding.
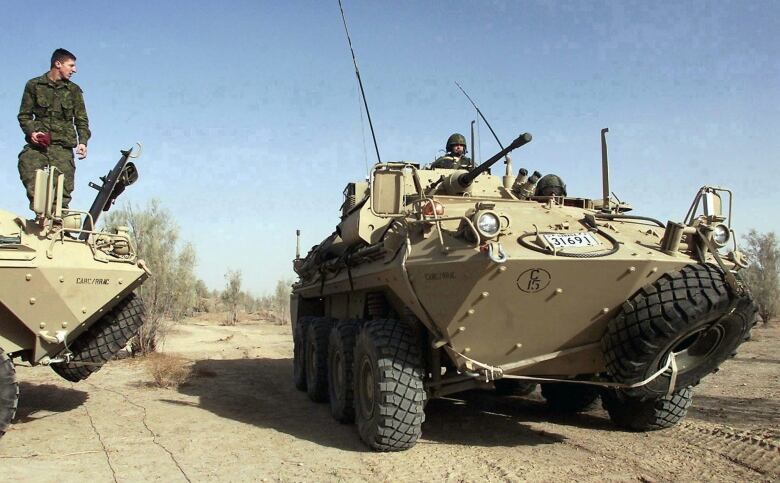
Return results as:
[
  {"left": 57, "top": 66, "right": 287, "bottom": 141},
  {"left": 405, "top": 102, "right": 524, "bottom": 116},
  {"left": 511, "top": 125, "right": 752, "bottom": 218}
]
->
[
  {"left": 474, "top": 210, "right": 500, "bottom": 238},
  {"left": 711, "top": 223, "right": 730, "bottom": 247}
]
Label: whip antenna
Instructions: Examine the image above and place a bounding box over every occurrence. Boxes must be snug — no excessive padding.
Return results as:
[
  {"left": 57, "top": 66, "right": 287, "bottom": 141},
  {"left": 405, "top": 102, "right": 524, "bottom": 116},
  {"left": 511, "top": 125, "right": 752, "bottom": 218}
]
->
[
  {"left": 455, "top": 81, "right": 508, "bottom": 163},
  {"left": 338, "top": 0, "right": 381, "bottom": 164}
]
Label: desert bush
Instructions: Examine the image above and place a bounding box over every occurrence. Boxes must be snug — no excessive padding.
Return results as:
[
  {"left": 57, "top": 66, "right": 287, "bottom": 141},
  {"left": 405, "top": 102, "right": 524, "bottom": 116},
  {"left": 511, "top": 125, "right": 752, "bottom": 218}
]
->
[
  {"left": 247, "top": 279, "right": 291, "bottom": 324},
  {"left": 221, "top": 270, "right": 242, "bottom": 326},
  {"left": 104, "top": 199, "right": 201, "bottom": 353},
  {"left": 194, "top": 279, "right": 212, "bottom": 312},
  {"left": 742, "top": 230, "right": 780, "bottom": 324},
  {"left": 210, "top": 278, "right": 291, "bottom": 324},
  {"left": 271, "top": 279, "right": 292, "bottom": 324},
  {"left": 145, "top": 353, "right": 192, "bottom": 388}
]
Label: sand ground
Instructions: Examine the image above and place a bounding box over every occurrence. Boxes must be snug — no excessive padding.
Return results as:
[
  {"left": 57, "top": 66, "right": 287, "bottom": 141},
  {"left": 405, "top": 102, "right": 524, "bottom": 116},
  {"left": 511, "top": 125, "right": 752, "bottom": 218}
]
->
[{"left": 2, "top": 316, "right": 778, "bottom": 482}]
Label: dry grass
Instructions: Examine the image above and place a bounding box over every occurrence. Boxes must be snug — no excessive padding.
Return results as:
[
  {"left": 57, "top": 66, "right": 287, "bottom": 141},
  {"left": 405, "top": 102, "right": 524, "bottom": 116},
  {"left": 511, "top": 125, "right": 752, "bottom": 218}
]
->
[{"left": 144, "top": 353, "right": 192, "bottom": 388}]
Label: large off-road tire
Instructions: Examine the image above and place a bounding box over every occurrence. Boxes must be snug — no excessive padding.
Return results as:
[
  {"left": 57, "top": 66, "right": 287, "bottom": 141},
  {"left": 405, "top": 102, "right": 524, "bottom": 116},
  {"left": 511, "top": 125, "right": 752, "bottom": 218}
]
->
[
  {"left": 293, "top": 316, "right": 316, "bottom": 391},
  {"left": 51, "top": 293, "right": 145, "bottom": 382},
  {"left": 602, "top": 264, "right": 757, "bottom": 398},
  {"left": 494, "top": 379, "right": 537, "bottom": 397},
  {"left": 601, "top": 386, "right": 694, "bottom": 431},
  {"left": 305, "top": 317, "right": 333, "bottom": 403},
  {"left": 0, "top": 349, "right": 19, "bottom": 439},
  {"left": 328, "top": 319, "right": 360, "bottom": 423},
  {"left": 541, "top": 383, "right": 600, "bottom": 413},
  {"left": 354, "top": 319, "right": 426, "bottom": 451}
]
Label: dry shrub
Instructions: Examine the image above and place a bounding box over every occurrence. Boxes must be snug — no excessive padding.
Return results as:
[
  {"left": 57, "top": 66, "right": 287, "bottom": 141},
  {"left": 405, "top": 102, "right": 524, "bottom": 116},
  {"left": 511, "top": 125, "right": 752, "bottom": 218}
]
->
[
  {"left": 743, "top": 230, "right": 780, "bottom": 325},
  {"left": 221, "top": 270, "right": 242, "bottom": 326},
  {"left": 145, "top": 353, "right": 192, "bottom": 388},
  {"left": 104, "top": 200, "right": 200, "bottom": 354}
]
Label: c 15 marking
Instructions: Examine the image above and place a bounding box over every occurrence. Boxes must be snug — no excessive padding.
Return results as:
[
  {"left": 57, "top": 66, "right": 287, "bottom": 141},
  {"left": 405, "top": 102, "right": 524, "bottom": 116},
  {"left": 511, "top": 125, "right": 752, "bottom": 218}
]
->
[{"left": 516, "top": 268, "right": 551, "bottom": 293}]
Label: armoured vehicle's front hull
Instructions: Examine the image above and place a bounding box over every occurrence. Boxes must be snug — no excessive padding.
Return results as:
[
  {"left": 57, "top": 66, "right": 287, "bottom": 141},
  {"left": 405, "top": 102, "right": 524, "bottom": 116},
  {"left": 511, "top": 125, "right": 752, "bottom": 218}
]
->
[{"left": 0, "top": 210, "right": 147, "bottom": 363}]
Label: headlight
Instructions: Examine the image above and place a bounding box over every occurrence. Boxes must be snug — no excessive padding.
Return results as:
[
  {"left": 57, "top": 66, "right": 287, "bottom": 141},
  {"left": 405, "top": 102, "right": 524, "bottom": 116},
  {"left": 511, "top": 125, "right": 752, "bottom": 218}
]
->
[
  {"left": 711, "top": 223, "right": 730, "bottom": 247},
  {"left": 475, "top": 211, "right": 500, "bottom": 238}
]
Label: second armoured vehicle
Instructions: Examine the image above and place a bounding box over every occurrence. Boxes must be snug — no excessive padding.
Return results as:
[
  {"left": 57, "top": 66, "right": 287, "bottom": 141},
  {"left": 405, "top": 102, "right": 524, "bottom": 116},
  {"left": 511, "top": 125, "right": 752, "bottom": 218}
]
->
[
  {"left": 0, "top": 147, "right": 148, "bottom": 440},
  {"left": 290, "top": 129, "right": 756, "bottom": 451}
]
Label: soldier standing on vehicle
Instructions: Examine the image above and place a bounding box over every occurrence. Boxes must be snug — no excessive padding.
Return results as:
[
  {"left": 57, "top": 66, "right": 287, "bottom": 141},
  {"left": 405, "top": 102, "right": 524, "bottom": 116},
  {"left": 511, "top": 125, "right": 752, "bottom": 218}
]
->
[
  {"left": 17, "top": 48, "right": 90, "bottom": 210},
  {"left": 431, "top": 133, "right": 474, "bottom": 170}
]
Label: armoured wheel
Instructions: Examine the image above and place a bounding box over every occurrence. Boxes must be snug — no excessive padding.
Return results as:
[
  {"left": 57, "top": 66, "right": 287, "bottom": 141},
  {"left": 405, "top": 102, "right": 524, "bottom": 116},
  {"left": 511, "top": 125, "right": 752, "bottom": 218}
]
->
[
  {"left": 602, "top": 264, "right": 757, "bottom": 397},
  {"left": 354, "top": 319, "right": 426, "bottom": 451},
  {"left": 601, "top": 386, "right": 694, "bottom": 431},
  {"left": 0, "top": 349, "right": 19, "bottom": 439},
  {"left": 293, "top": 316, "right": 317, "bottom": 391},
  {"left": 541, "top": 383, "right": 600, "bottom": 413},
  {"left": 51, "top": 293, "right": 145, "bottom": 382},
  {"left": 494, "top": 379, "right": 537, "bottom": 397},
  {"left": 328, "top": 319, "right": 360, "bottom": 423},
  {"left": 305, "top": 318, "right": 332, "bottom": 403}
]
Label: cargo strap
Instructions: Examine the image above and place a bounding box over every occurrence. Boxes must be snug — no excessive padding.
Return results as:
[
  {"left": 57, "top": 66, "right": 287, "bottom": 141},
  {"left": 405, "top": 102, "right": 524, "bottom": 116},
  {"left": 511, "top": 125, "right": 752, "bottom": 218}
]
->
[
  {"left": 37, "top": 329, "right": 107, "bottom": 366},
  {"left": 456, "top": 348, "right": 680, "bottom": 393}
]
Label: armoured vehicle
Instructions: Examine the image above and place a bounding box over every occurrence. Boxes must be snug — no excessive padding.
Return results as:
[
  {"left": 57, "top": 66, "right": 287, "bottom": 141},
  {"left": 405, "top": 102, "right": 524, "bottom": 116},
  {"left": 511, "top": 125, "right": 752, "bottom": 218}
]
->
[
  {"left": 0, "top": 147, "right": 148, "bottom": 439},
  {"left": 290, "top": 130, "right": 756, "bottom": 451}
]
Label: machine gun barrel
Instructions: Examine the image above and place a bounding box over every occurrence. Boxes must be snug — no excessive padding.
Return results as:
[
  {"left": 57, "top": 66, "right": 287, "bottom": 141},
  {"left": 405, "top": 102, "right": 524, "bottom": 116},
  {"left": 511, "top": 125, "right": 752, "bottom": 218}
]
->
[
  {"left": 458, "top": 132, "right": 532, "bottom": 187},
  {"left": 79, "top": 147, "right": 139, "bottom": 240}
]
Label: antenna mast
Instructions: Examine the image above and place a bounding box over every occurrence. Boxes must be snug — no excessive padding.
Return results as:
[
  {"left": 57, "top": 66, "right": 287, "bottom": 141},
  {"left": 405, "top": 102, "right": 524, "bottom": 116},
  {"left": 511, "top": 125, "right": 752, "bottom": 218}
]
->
[
  {"left": 338, "top": 0, "right": 381, "bottom": 164},
  {"left": 455, "top": 81, "right": 508, "bottom": 162}
]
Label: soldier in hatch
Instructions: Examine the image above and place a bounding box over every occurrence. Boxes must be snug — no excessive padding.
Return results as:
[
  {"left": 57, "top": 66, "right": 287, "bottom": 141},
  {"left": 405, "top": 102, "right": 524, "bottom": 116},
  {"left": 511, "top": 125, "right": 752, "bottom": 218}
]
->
[
  {"left": 534, "top": 174, "right": 567, "bottom": 197},
  {"left": 431, "top": 133, "right": 474, "bottom": 170},
  {"left": 17, "top": 48, "right": 91, "bottom": 211}
]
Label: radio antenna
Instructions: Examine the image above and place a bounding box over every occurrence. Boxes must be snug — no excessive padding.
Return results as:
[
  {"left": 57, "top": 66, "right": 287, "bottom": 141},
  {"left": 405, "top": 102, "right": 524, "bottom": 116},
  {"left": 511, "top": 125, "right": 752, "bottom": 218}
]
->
[
  {"left": 338, "top": 0, "right": 381, "bottom": 164},
  {"left": 455, "top": 81, "right": 508, "bottom": 163}
]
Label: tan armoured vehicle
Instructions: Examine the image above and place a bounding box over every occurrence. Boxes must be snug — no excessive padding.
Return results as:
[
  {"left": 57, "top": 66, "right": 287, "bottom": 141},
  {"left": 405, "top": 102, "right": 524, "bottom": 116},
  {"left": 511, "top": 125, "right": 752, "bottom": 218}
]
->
[
  {"left": 0, "top": 147, "right": 148, "bottom": 439},
  {"left": 290, "top": 130, "right": 756, "bottom": 451}
]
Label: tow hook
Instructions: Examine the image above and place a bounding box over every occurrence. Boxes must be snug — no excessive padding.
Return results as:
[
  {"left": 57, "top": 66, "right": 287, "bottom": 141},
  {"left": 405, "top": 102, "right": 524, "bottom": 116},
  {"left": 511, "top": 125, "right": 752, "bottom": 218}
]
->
[{"left": 487, "top": 242, "right": 507, "bottom": 264}]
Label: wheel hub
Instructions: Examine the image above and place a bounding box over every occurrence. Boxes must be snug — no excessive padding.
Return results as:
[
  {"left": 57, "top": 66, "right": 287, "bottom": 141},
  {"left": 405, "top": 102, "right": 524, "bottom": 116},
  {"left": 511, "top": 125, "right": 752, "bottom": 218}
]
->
[{"left": 669, "top": 322, "right": 726, "bottom": 371}]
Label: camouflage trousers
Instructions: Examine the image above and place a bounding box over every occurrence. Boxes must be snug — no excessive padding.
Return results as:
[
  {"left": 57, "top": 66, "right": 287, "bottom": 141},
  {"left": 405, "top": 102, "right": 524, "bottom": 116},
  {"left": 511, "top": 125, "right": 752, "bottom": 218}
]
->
[{"left": 18, "top": 144, "right": 75, "bottom": 209}]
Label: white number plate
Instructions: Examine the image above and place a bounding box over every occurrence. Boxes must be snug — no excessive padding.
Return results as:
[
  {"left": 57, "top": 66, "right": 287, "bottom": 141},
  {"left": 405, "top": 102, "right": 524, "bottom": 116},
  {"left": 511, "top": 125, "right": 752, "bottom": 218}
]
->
[{"left": 543, "top": 232, "right": 601, "bottom": 248}]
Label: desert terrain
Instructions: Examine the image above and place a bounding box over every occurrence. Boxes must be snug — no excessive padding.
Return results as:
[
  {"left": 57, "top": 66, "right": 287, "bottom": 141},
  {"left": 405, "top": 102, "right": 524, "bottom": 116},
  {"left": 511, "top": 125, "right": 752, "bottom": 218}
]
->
[{"left": 2, "top": 315, "right": 778, "bottom": 482}]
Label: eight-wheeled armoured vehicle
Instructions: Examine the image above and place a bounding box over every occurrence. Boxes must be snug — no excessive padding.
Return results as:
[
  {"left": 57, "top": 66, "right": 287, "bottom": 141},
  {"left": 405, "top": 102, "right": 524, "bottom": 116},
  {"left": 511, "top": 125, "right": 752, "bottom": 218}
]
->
[{"left": 291, "top": 130, "right": 756, "bottom": 451}]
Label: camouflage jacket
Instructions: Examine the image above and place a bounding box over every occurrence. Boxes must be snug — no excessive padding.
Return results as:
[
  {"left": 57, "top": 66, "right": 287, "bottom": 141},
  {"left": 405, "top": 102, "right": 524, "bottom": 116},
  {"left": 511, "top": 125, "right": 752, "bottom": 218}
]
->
[
  {"left": 18, "top": 73, "right": 90, "bottom": 148},
  {"left": 431, "top": 154, "right": 474, "bottom": 170}
]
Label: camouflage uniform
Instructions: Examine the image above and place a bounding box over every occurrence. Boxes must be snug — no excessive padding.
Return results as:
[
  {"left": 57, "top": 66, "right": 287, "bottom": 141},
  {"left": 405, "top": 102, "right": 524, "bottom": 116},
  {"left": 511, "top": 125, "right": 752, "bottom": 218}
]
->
[
  {"left": 431, "top": 153, "right": 474, "bottom": 170},
  {"left": 431, "top": 133, "right": 474, "bottom": 170},
  {"left": 17, "top": 73, "right": 90, "bottom": 209}
]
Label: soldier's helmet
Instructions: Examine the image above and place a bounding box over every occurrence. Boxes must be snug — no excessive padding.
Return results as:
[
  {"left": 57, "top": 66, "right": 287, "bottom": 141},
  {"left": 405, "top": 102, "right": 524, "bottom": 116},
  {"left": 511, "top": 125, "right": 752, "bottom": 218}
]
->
[
  {"left": 446, "top": 133, "right": 468, "bottom": 153},
  {"left": 535, "top": 174, "right": 567, "bottom": 197}
]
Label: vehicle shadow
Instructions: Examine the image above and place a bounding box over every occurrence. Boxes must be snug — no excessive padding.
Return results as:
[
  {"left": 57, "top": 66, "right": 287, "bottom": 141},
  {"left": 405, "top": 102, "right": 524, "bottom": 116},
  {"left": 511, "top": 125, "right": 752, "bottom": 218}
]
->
[
  {"left": 424, "top": 389, "right": 619, "bottom": 446},
  {"left": 15, "top": 382, "right": 89, "bottom": 423},
  {"left": 175, "top": 358, "right": 587, "bottom": 450},
  {"left": 175, "top": 358, "right": 366, "bottom": 452}
]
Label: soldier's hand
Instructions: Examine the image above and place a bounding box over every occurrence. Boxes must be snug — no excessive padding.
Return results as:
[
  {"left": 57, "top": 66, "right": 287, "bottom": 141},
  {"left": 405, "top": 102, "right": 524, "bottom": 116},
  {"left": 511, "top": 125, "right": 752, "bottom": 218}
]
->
[
  {"left": 76, "top": 144, "right": 88, "bottom": 160},
  {"left": 31, "top": 132, "right": 44, "bottom": 143}
]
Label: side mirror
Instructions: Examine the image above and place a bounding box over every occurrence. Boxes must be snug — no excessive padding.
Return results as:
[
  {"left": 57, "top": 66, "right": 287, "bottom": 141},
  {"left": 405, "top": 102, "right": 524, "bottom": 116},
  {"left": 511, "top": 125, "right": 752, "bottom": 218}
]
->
[
  {"left": 370, "top": 169, "right": 405, "bottom": 217},
  {"left": 702, "top": 191, "right": 723, "bottom": 220}
]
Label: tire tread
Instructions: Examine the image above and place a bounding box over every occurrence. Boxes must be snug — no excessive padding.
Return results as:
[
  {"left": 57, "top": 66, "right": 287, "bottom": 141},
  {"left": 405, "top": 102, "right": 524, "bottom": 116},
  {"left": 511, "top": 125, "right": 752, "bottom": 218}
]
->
[{"left": 51, "top": 293, "right": 145, "bottom": 382}]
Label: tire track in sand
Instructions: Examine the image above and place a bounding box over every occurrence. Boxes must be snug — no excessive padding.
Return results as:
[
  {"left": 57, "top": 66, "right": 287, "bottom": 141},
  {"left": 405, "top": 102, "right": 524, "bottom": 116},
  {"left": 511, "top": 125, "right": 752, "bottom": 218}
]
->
[{"left": 676, "top": 420, "right": 780, "bottom": 477}]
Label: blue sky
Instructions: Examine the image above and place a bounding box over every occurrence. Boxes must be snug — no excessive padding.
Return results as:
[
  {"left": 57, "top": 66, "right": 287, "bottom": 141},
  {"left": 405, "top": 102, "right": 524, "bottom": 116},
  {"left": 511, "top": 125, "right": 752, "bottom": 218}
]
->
[{"left": 1, "top": 1, "right": 777, "bottom": 295}]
